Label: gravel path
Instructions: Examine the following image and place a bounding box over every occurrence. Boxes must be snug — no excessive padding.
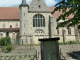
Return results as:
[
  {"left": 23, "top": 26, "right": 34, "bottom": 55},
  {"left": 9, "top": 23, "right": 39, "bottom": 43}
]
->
[{"left": 0, "top": 44, "right": 80, "bottom": 60}]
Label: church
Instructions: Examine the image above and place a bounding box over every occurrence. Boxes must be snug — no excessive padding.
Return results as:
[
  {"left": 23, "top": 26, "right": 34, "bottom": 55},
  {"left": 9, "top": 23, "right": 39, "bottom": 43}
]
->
[{"left": 0, "top": 0, "right": 79, "bottom": 45}]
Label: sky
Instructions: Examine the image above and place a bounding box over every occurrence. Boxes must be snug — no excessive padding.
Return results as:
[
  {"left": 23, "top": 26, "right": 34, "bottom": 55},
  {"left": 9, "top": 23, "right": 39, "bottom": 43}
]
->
[{"left": 0, "top": 0, "right": 62, "bottom": 7}]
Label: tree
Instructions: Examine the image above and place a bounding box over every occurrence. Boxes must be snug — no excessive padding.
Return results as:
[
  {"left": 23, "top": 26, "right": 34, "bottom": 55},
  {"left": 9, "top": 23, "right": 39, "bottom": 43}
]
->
[{"left": 51, "top": 0, "right": 80, "bottom": 29}]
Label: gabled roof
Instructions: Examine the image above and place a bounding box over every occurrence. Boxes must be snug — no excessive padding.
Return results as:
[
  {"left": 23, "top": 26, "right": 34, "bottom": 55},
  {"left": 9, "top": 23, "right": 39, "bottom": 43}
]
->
[
  {"left": 0, "top": 7, "right": 20, "bottom": 20},
  {"left": 49, "top": 7, "right": 74, "bottom": 19},
  {"left": 29, "top": 0, "right": 51, "bottom": 12},
  {"left": 0, "top": 7, "right": 74, "bottom": 20},
  {"left": 57, "top": 22, "right": 74, "bottom": 27}
]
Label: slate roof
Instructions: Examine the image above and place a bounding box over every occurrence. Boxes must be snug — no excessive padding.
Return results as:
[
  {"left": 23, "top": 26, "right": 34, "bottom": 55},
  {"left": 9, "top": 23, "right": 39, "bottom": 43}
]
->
[{"left": 0, "top": 7, "right": 74, "bottom": 20}]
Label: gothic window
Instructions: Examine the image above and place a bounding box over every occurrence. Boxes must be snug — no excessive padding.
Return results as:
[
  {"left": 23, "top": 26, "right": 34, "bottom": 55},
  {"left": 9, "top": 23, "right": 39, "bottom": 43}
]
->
[
  {"left": 57, "top": 29, "right": 59, "bottom": 35},
  {"left": 68, "top": 28, "right": 71, "bottom": 35},
  {"left": 33, "top": 14, "right": 45, "bottom": 27}
]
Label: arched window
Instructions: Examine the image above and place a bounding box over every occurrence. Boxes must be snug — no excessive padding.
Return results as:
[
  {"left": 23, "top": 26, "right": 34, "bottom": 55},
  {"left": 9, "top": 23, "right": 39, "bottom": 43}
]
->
[
  {"left": 33, "top": 14, "right": 45, "bottom": 27},
  {"left": 10, "top": 25, "right": 12, "bottom": 28},
  {"left": 68, "top": 28, "right": 71, "bottom": 35}
]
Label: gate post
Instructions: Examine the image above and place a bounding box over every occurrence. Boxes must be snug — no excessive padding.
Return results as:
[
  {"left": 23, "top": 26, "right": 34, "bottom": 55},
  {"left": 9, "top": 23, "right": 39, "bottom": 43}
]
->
[{"left": 39, "top": 37, "right": 60, "bottom": 60}]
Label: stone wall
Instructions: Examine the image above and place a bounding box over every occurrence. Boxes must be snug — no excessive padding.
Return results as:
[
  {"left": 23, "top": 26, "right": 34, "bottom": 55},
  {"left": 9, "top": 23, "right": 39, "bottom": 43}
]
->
[{"left": 0, "top": 21, "right": 20, "bottom": 28}]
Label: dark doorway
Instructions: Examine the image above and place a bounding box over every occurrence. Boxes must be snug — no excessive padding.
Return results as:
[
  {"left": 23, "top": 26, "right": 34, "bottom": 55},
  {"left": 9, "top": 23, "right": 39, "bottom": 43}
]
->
[{"left": 6, "top": 32, "right": 9, "bottom": 37}]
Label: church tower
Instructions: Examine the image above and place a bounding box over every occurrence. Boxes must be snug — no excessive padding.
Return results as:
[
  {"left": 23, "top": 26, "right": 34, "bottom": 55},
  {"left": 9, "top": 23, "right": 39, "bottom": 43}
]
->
[{"left": 19, "top": 0, "right": 29, "bottom": 45}]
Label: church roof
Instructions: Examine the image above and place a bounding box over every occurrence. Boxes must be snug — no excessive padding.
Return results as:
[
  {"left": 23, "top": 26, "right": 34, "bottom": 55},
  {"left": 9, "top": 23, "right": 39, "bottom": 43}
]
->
[
  {"left": 49, "top": 7, "right": 74, "bottom": 19},
  {"left": 29, "top": 0, "right": 51, "bottom": 12},
  {"left": 0, "top": 7, "right": 74, "bottom": 20},
  {"left": 57, "top": 22, "right": 74, "bottom": 27},
  {"left": 0, "top": 7, "right": 20, "bottom": 20},
  {"left": 0, "top": 28, "right": 19, "bottom": 32}
]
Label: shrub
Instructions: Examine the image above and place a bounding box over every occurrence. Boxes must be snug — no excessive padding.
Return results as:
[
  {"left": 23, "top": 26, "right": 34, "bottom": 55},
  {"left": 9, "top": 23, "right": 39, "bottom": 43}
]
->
[
  {"left": 0, "top": 37, "right": 6, "bottom": 46},
  {"left": 0, "top": 37, "right": 11, "bottom": 46},
  {"left": 59, "top": 41, "right": 80, "bottom": 45},
  {"left": 5, "top": 37, "right": 11, "bottom": 45},
  {"left": 5, "top": 44, "right": 12, "bottom": 51}
]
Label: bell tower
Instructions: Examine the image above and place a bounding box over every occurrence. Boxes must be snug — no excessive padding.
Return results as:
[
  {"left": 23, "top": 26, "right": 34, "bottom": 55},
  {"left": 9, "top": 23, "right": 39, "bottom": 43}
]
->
[{"left": 19, "top": 0, "right": 29, "bottom": 45}]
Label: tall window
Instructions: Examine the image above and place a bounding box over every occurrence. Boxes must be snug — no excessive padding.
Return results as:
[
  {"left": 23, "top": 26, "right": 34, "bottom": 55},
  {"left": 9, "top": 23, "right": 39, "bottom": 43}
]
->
[
  {"left": 6, "top": 32, "right": 9, "bottom": 37},
  {"left": 33, "top": 14, "right": 45, "bottom": 27},
  {"left": 68, "top": 28, "right": 71, "bottom": 35}
]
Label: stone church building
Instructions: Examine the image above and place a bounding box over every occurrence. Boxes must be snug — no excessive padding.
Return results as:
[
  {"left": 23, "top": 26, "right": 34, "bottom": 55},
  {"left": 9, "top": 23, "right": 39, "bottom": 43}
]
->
[{"left": 0, "top": 0, "right": 79, "bottom": 45}]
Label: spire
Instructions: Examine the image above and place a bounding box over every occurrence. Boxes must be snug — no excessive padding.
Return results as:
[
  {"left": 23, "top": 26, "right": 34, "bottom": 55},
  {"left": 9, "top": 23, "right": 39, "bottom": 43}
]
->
[
  {"left": 19, "top": 0, "right": 29, "bottom": 7},
  {"left": 22, "top": 0, "right": 26, "bottom": 5}
]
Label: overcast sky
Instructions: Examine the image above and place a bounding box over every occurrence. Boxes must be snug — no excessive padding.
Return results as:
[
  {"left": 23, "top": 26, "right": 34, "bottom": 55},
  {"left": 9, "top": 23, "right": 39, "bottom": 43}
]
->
[{"left": 0, "top": 0, "right": 62, "bottom": 7}]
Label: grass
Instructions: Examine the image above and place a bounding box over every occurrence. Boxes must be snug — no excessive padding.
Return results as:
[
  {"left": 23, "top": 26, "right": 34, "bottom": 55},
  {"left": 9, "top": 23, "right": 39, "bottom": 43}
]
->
[
  {"left": 59, "top": 41, "right": 80, "bottom": 45},
  {"left": 23, "top": 44, "right": 40, "bottom": 46}
]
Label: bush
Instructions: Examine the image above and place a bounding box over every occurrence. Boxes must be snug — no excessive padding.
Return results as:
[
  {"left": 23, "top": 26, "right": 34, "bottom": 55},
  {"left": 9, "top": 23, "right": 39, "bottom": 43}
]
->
[
  {"left": 0, "top": 37, "right": 6, "bottom": 46},
  {"left": 0, "top": 37, "right": 11, "bottom": 46},
  {"left": 5, "top": 37, "right": 11, "bottom": 45},
  {"left": 5, "top": 44, "right": 12, "bottom": 51},
  {"left": 59, "top": 41, "right": 80, "bottom": 45}
]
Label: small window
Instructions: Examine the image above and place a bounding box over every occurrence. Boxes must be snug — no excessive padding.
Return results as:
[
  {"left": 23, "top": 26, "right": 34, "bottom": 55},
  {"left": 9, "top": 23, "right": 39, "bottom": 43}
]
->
[
  {"left": 3, "top": 23, "right": 5, "bottom": 28},
  {"left": 39, "top": 5, "right": 41, "bottom": 8},
  {"left": 10, "top": 25, "right": 12, "bottom": 28},
  {"left": 16, "top": 23, "right": 18, "bottom": 28},
  {"left": 68, "top": 28, "right": 71, "bottom": 35},
  {"left": 6, "top": 32, "right": 9, "bottom": 37}
]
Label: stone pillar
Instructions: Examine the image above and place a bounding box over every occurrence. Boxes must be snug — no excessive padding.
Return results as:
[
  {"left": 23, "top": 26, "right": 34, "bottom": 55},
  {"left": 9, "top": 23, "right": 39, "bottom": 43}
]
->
[
  {"left": 33, "top": 35, "right": 35, "bottom": 44},
  {"left": 0, "top": 32, "right": 3, "bottom": 38},
  {"left": 49, "top": 14, "right": 57, "bottom": 38},
  {"left": 12, "top": 32, "right": 15, "bottom": 44},
  {"left": 49, "top": 15, "right": 54, "bottom": 38},
  {"left": 0, "top": 32, "right": 2, "bottom": 39},
  {"left": 75, "top": 25, "right": 79, "bottom": 42},
  {"left": 62, "top": 28, "right": 66, "bottom": 42}
]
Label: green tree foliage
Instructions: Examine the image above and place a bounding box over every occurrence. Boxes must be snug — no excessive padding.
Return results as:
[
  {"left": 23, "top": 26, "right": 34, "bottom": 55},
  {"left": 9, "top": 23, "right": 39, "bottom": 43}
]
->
[
  {"left": 0, "top": 37, "right": 11, "bottom": 46},
  {"left": 0, "top": 37, "right": 6, "bottom": 46},
  {"left": 5, "top": 37, "right": 11, "bottom": 45},
  {"left": 5, "top": 44, "right": 12, "bottom": 51},
  {"left": 51, "top": 0, "right": 80, "bottom": 29}
]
